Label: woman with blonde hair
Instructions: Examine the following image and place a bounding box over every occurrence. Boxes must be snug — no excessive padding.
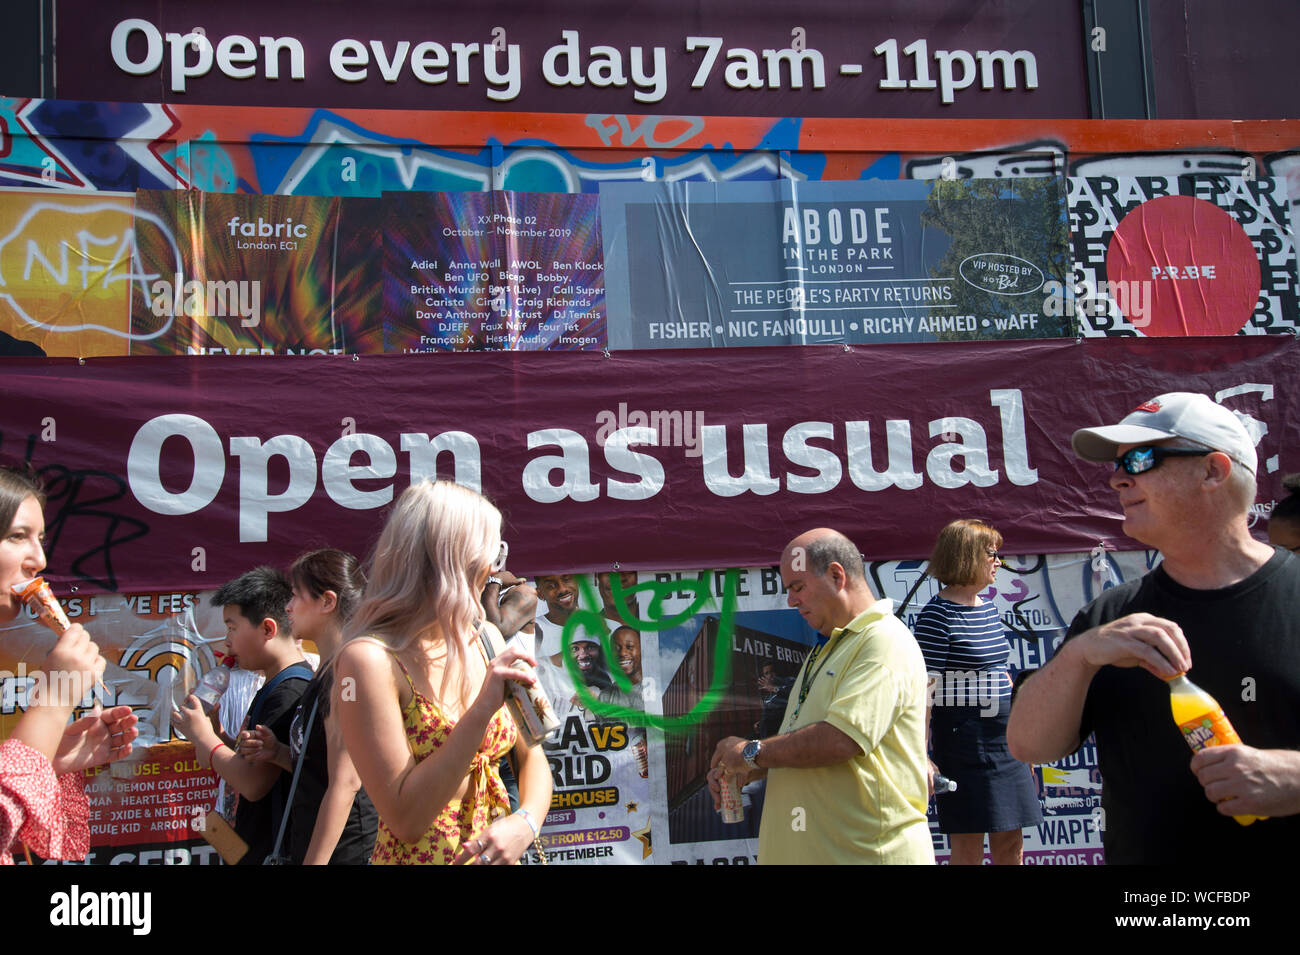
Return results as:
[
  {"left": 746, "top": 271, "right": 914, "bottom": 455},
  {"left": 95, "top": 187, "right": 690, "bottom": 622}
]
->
[
  {"left": 914, "top": 519, "right": 1040, "bottom": 865},
  {"left": 336, "top": 480, "right": 551, "bottom": 864}
]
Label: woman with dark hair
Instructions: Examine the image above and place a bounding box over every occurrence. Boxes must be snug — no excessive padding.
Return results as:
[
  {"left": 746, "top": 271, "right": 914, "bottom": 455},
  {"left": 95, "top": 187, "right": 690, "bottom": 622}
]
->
[
  {"left": 914, "top": 519, "right": 1040, "bottom": 864},
  {"left": 1269, "top": 474, "right": 1300, "bottom": 552},
  {"left": 335, "top": 480, "right": 551, "bottom": 865},
  {"left": 0, "top": 466, "right": 138, "bottom": 864},
  {"left": 242, "top": 548, "right": 377, "bottom": 863}
]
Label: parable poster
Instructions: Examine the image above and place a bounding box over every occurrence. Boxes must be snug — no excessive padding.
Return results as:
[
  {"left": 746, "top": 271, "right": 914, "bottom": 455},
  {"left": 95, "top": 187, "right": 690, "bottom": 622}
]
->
[
  {"left": 600, "top": 178, "right": 1071, "bottom": 349},
  {"left": 1068, "top": 176, "right": 1298, "bottom": 337}
]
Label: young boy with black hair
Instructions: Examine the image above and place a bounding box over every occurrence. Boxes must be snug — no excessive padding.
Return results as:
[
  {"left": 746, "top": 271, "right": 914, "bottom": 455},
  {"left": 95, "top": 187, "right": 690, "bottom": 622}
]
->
[{"left": 173, "top": 566, "right": 311, "bottom": 864}]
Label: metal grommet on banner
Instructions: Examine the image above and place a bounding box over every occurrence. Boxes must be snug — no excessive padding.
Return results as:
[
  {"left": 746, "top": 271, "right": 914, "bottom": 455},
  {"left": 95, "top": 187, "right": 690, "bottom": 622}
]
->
[
  {"left": 352, "top": 354, "right": 359, "bottom": 361},
  {"left": 842, "top": 344, "right": 851, "bottom": 352},
  {"left": 613, "top": 561, "right": 620, "bottom": 569},
  {"left": 603, "top": 349, "right": 611, "bottom": 359},
  {"left": 78, "top": 357, "right": 85, "bottom": 365}
]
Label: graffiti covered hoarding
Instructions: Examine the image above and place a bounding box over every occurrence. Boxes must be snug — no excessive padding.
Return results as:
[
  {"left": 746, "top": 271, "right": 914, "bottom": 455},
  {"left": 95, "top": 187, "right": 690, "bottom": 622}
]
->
[
  {"left": 3, "top": 99, "right": 1296, "bottom": 357},
  {"left": 2, "top": 97, "right": 1296, "bottom": 203}
]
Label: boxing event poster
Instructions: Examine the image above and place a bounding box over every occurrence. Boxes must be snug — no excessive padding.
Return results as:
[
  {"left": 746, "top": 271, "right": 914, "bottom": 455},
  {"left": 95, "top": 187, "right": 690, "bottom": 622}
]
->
[
  {"left": 600, "top": 177, "right": 1071, "bottom": 349},
  {"left": 381, "top": 190, "right": 605, "bottom": 352},
  {"left": 527, "top": 572, "right": 656, "bottom": 864},
  {"left": 127, "top": 190, "right": 381, "bottom": 355},
  {"left": 1068, "top": 176, "right": 1298, "bottom": 337}
]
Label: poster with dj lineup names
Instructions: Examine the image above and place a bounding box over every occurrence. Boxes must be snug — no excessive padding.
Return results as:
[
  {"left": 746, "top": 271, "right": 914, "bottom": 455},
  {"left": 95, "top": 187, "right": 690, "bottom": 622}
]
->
[
  {"left": 1068, "top": 176, "right": 1298, "bottom": 337},
  {"left": 599, "top": 178, "right": 1071, "bottom": 350},
  {"left": 382, "top": 191, "right": 606, "bottom": 352}
]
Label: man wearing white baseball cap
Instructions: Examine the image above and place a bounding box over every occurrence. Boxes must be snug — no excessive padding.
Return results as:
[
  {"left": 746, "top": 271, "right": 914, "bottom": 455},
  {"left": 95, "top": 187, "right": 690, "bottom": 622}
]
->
[{"left": 1008, "top": 392, "right": 1300, "bottom": 864}]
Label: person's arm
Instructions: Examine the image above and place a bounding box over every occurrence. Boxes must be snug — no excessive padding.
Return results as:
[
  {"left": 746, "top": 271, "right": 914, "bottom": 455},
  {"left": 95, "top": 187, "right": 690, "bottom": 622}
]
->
[
  {"left": 0, "top": 626, "right": 112, "bottom": 863},
  {"left": 9, "top": 624, "right": 105, "bottom": 762},
  {"left": 302, "top": 707, "right": 364, "bottom": 865},
  {"left": 208, "top": 708, "right": 236, "bottom": 749},
  {"left": 336, "top": 635, "right": 539, "bottom": 846},
  {"left": 495, "top": 582, "right": 538, "bottom": 639},
  {"left": 0, "top": 737, "right": 90, "bottom": 863},
  {"left": 912, "top": 602, "right": 949, "bottom": 796},
  {"left": 925, "top": 699, "right": 939, "bottom": 796},
  {"left": 455, "top": 727, "right": 554, "bottom": 864},
  {"left": 712, "top": 721, "right": 860, "bottom": 781},
  {"left": 1007, "top": 612, "right": 1191, "bottom": 764},
  {"left": 173, "top": 695, "right": 283, "bottom": 801}
]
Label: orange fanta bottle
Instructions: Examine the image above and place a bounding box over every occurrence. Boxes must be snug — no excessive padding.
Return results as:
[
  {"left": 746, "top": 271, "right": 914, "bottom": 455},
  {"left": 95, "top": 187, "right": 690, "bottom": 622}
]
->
[{"left": 1165, "top": 673, "right": 1264, "bottom": 826}]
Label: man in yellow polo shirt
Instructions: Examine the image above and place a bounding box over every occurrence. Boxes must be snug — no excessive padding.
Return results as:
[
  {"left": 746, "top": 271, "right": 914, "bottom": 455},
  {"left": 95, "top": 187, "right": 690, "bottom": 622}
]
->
[{"left": 710, "top": 528, "right": 934, "bottom": 864}]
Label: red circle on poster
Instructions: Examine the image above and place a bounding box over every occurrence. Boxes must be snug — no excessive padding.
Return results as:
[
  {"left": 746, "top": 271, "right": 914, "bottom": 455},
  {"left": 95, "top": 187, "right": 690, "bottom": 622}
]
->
[{"left": 1105, "top": 195, "right": 1260, "bottom": 337}]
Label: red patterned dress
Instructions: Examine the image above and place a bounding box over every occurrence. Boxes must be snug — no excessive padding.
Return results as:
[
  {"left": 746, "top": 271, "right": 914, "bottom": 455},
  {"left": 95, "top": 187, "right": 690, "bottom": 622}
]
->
[
  {"left": 370, "top": 662, "right": 518, "bottom": 865},
  {"left": 0, "top": 738, "right": 90, "bottom": 865}
]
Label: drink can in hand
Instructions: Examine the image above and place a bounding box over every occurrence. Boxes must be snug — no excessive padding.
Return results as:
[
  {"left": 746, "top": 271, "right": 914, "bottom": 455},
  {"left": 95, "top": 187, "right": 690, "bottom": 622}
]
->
[{"left": 720, "top": 773, "right": 744, "bottom": 823}]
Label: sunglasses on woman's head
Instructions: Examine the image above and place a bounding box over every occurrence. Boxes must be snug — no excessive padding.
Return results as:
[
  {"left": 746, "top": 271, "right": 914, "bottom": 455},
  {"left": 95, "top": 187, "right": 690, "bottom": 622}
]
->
[{"left": 1113, "top": 445, "right": 1211, "bottom": 476}]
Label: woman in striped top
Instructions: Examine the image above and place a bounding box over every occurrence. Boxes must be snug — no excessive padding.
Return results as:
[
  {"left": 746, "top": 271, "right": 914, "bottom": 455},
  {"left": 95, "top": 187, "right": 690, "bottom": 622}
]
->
[{"left": 915, "top": 519, "right": 1041, "bottom": 864}]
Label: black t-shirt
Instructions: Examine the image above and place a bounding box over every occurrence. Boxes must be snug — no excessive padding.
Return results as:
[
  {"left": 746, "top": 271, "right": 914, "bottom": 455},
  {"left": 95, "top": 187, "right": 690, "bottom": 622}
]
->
[
  {"left": 232, "top": 666, "right": 310, "bottom": 865},
  {"left": 1065, "top": 548, "right": 1300, "bottom": 864},
  {"left": 287, "top": 665, "right": 378, "bottom": 864}
]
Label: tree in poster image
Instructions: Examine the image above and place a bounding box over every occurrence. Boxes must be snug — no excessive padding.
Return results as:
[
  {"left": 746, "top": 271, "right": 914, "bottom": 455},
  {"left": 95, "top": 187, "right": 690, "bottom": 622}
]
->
[{"left": 921, "top": 178, "right": 1073, "bottom": 339}]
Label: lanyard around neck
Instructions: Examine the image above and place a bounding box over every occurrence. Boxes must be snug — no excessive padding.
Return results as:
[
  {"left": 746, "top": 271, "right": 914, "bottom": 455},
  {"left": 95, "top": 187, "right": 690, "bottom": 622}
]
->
[{"left": 791, "top": 629, "right": 846, "bottom": 722}]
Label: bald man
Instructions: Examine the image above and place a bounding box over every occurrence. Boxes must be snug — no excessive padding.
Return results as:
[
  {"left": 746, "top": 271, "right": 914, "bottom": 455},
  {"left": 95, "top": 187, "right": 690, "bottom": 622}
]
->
[{"left": 710, "top": 529, "right": 933, "bottom": 864}]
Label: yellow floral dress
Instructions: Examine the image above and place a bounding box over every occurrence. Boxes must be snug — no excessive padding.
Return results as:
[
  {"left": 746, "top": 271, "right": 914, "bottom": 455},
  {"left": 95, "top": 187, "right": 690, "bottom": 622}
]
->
[{"left": 370, "top": 659, "right": 518, "bottom": 865}]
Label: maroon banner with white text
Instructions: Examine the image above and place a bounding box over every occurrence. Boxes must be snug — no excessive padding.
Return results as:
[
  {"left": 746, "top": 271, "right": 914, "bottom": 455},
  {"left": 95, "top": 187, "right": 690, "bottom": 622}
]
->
[{"left": 0, "top": 336, "right": 1295, "bottom": 593}]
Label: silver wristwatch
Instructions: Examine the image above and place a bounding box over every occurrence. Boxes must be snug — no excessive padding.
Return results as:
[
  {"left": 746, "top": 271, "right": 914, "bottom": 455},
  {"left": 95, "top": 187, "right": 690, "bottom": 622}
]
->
[{"left": 742, "top": 739, "right": 762, "bottom": 770}]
